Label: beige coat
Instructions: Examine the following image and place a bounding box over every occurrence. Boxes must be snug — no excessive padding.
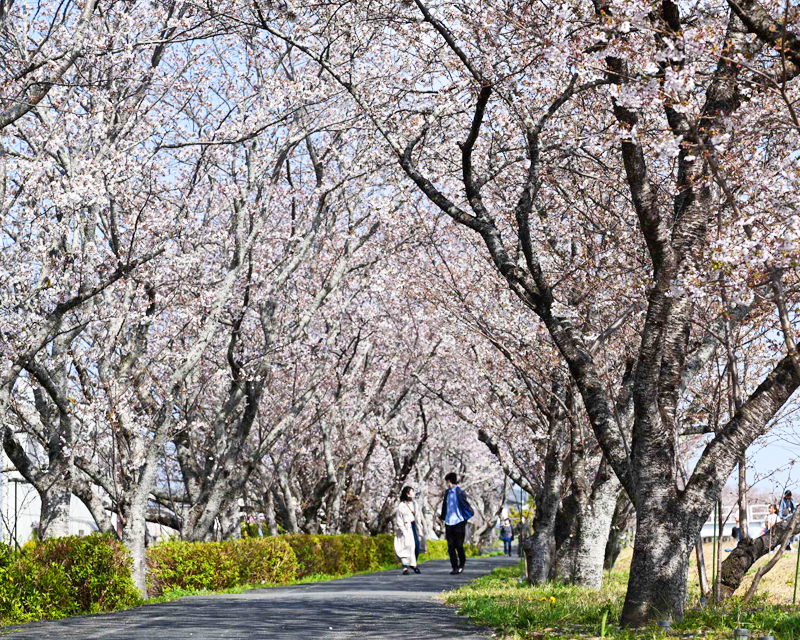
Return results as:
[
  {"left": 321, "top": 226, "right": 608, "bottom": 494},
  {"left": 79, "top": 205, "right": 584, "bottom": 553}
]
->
[{"left": 393, "top": 501, "right": 417, "bottom": 567}]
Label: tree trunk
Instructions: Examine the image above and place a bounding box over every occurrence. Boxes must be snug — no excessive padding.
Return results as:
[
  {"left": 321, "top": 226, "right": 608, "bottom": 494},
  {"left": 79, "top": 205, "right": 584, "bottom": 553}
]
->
[
  {"left": 265, "top": 489, "right": 278, "bottom": 536},
  {"left": 122, "top": 491, "right": 150, "bottom": 597},
  {"left": 527, "top": 387, "right": 568, "bottom": 584},
  {"left": 277, "top": 469, "right": 300, "bottom": 533},
  {"left": 219, "top": 499, "right": 241, "bottom": 540},
  {"left": 550, "top": 493, "right": 580, "bottom": 582},
  {"left": 36, "top": 458, "right": 73, "bottom": 539},
  {"left": 574, "top": 472, "right": 620, "bottom": 588},
  {"left": 620, "top": 509, "right": 694, "bottom": 625},
  {"left": 527, "top": 479, "right": 562, "bottom": 583}
]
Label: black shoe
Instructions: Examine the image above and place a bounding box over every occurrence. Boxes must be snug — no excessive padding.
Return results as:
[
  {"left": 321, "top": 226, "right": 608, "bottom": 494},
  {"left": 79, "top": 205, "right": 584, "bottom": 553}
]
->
[
  {"left": 450, "top": 569, "right": 459, "bottom": 575},
  {"left": 413, "top": 567, "right": 421, "bottom": 574}
]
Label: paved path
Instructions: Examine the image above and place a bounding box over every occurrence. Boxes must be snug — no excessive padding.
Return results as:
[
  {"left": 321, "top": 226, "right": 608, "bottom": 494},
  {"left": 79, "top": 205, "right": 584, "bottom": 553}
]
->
[{"left": 1, "top": 556, "right": 519, "bottom": 639}]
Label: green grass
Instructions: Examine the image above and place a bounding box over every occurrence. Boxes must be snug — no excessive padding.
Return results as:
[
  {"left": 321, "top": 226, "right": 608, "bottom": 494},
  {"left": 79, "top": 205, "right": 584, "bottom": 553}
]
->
[{"left": 443, "top": 563, "right": 800, "bottom": 639}]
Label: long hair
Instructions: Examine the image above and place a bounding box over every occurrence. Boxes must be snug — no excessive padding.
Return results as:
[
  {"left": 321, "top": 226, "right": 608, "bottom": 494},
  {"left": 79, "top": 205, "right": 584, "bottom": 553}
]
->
[{"left": 400, "top": 486, "right": 414, "bottom": 502}]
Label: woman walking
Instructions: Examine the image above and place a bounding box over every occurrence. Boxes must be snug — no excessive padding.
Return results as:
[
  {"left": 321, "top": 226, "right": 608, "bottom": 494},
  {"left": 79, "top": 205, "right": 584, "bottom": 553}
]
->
[
  {"left": 499, "top": 518, "right": 514, "bottom": 556},
  {"left": 394, "top": 486, "right": 421, "bottom": 575}
]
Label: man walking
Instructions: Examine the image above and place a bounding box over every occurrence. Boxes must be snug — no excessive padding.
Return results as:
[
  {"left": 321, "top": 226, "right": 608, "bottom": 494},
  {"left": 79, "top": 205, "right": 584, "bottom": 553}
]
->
[{"left": 440, "top": 472, "right": 474, "bottom": 574}]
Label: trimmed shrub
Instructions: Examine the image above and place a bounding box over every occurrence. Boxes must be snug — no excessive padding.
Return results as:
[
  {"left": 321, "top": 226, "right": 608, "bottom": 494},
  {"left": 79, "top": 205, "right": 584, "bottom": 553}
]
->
[
  {"left": 146, "top": 537, "right": 298, "bottom": 597},
  {"left": 33, "top": 534, "right": 141, "bottom": 612},
  {"left": 372, "top": 534, "right": 397, "bottom": 566},
  {"left": 284, "top": 534, "right": 396, "bottom": 578},
  {"left": 425, "top": 538, "right": 450, "bottom": 560},
  {"left": 226, "top": 537, "right": 297, "bottom": 586},
  {"left": 283, "top": 534, "right": 326, "bottom": 577},
  {"left": 146, "top": 539, "right": 236, "bottom": 596},
  {"left": 315, "top": 535, "right": 348, "bottom": 575},
  {"left": 423, "top": 538, "right": 480, "bottom": 560},
  {"left": 0, "top": 534, "right": 140, "bottom": 625},
  {"left": 337, "top": 534, "right": 378, "bottom": 572}
]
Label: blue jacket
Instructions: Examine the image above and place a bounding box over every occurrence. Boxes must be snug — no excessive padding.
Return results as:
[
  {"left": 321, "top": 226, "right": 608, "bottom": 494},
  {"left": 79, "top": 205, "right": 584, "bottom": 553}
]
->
[{"left": 440, "top": 486, "right": 474, "bottom": 523}]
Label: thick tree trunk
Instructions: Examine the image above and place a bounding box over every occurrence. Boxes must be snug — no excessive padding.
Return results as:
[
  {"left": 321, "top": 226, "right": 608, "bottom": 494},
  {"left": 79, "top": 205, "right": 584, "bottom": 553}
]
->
[
  {"left": 620, "top": 510, "right": 695, "bottom": 625},
  {"left": 551, "top": 493, "right": 580, "bottom": 582},
  {"left": 527, "top": 384, "right": 568, "bottom": 584},
  {"left": 219, "top": 500, "right": 241, "bottom": 540},
  {"left": 38, "top": 478, "right": 72, "bottom": 539},
  {"left": 574, "top": 473, "right": 620, "bottom": 588},
  {"left": 122, "top": 492, "right": 150, "bottom": 597},
  {"left": 527, "top": 462, "right": 564, "bottom": 583}
]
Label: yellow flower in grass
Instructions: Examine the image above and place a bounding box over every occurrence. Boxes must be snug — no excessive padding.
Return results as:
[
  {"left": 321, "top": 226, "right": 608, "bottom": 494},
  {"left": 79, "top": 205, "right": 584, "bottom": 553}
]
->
[{"left": 549, "top": 596, "right": 556, "bottom": 604}]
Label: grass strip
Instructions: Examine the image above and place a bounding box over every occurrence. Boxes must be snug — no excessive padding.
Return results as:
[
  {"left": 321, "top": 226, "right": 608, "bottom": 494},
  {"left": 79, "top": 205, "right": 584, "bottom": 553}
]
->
[{"left": 443, "top": 563, "right": 800, "bottom": 639}]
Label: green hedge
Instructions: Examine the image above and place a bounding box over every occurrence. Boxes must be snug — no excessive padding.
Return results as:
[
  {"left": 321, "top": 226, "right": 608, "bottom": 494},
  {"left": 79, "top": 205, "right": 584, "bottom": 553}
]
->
[
  {"left": 372, "top": 533, "right": 397, "bottom": 566},
  {"left": 424, "top": 538, "right": 480, "bottom": 560},
  {"left": 0, "top": 531, "right": 484, "bottom": 623},
  {"left": 146, "top": 532, "right": 431, "bottom": 591},
  {"left": 146, "top": 537, "right": 297, "bottom": 596},
  {"left": 283, "top": 534, "right": 326, "bottom": 577},
  {"left": 0, "top": 534, "right": 140, "bottom": 625}
]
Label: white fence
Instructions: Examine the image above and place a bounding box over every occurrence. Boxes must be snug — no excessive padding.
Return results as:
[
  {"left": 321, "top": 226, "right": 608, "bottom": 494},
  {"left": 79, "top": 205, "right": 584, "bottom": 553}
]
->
[{"left": 699, "top": 503, "right": 774, "bottom": 540}]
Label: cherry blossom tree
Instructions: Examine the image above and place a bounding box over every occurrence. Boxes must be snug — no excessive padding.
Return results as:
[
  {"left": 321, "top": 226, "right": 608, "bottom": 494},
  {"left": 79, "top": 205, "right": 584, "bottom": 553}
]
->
[{"left": 241, "top": 0, "right": 800, "bottom": 625}]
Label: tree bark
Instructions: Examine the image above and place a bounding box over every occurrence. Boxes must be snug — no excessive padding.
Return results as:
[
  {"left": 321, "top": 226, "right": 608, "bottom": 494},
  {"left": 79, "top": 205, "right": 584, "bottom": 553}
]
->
[
  {"left": 277, "top": 468, "right": 300, "bottom": 533},
  {"left": 575, "top": 470, "right": 620, "bottom": 588},
  {"left": 122, "top": 487, "right": 151, "bottom": 596},
  {"left": 37, "top": 474, "right": 73, "bottom": 539},
  {"left": 622, "top": 509, "right": 696, "bottom": 625},
  {"left": 551, "top": 493, "right": 580, "bottom": 582},
  {"left": 265, "top": 489, "right": 278, "bottom": 536},
  {"left": 527, "top": 403, "right": 567, "bottom": 584}
]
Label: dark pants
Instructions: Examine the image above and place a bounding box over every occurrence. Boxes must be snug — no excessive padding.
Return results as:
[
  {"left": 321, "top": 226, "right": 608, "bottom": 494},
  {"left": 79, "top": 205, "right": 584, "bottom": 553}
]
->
[
  {"left": 445, "top": 521, "right": 467, "bottom": 570},
  {"left": 411, "top": 521, "right": 420, "bottom": 559},
  {"left": 502, "top": 538, "right": 512, "bottom": 555}
]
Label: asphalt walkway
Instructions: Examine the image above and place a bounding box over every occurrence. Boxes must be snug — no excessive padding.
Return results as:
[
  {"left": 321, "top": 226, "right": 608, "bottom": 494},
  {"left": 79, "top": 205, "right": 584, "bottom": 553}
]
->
[{"left": 1, "top": 555, "right": 519, "bottom": 639}]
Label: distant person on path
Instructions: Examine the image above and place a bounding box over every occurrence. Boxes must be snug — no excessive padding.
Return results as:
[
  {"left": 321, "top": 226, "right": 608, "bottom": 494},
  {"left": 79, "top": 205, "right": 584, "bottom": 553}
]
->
[
  {"left": 394, "top": 486, "right": 421, "bottom": 575},
  {"left": 499, "top": 518, "right": 514, "bottom": 556},
  {"left": 780, "top": 490, "right": 796, "bottom": 550},
  {"left": 515, "top": 516, "right": 530, "bottom": 557},
  {"left": 440, "top": 472, "right": 474, "bottom": 575}
]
